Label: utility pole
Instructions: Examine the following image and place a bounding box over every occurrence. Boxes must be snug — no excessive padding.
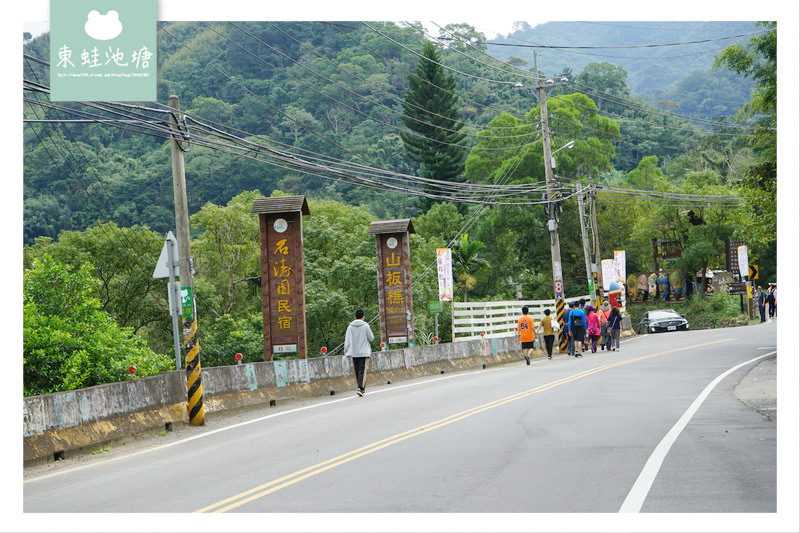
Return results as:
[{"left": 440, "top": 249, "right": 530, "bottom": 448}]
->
[
  {"left": 576, "top": 183, "right": 595, "bottom": 302},
  {"left": 528, "top": 53, "right": 569, "bottom": 351},
  {"left": 589, "top": 185, "right": 604, "bottom": 305},
  {"left": 169, "top": 95, "right": 205, "bottom": 427}
]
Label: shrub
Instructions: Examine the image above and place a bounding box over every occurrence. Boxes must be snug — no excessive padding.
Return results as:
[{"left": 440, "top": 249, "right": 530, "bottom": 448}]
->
[{"left": 23, "top": 256, "right": 173, "bottom": 396}]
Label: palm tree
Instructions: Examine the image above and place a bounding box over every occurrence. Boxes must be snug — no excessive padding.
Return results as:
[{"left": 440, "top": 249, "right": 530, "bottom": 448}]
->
[{"left": 452, "top": 234, "right": 490, "bottom": 301}]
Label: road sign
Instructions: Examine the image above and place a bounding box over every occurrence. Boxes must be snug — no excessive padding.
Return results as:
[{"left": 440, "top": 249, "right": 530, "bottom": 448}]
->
[
  {"left": 554, "top": 279, "right": 563, "bottom": 296},
  {"left": 428, "top": 301, "right": 442, "bottom": 314},
  {"left": 749, "top": 264, "right": 759, "bottom": 280},
  {"left": 152, "top": 231, "right": 180, "bottom": 279},
  {"left": 725, "top": 238, "right": 746, "bottom": 276},
  {"left": 728, "top": 282, "right": 747, "bottom": 295},
  {"left": 180, "top": 286, "right": 193, "bottom": 319}
]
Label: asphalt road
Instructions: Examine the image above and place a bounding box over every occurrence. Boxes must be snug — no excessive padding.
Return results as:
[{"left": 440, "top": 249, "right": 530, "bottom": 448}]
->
[{"left": 23, "top": 320, "right": 784, "bottom": 530}]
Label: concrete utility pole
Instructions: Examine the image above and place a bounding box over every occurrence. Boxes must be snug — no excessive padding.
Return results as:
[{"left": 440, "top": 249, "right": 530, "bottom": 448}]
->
[
  {"left": 589, "top": 186, "right": 604, "bottom": 305},
  {"left": 526, "top": 53, "right": 569, "bottom": 351},
  {"left": 576, "top": 183, "right": 595, "bottom": 302},
  {"left": 169, "top": 95, "right": 205, "bottom": 427}
]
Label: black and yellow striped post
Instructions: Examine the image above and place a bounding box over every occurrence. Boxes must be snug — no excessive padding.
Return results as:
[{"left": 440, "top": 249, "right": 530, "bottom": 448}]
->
[
  {"left": 556, "top": 298, "right": 567, "bottom": 353},
  {"left": 170, "top": 95, "right": 205, "bottom": 427},
  {"left": 184, "top": 317, "right": 205, "bottom": 426}
]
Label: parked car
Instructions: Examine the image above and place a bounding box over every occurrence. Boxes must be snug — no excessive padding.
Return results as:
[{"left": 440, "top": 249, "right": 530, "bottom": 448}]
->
[{"left": 637, "top": 309, "right": 689, "bottom": 334}]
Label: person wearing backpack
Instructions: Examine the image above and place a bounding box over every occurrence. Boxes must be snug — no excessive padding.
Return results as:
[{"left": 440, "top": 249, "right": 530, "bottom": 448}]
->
[
  {"left": 564, "top": 301, "right": 576, "bottom": 356},
  {"left": 598, "top": 301, "right": 612, "bottom": 351},
  {"left": 585, "top": 304, "right": 601, "bottom": 353},
  {"left": 567, "top": 302, "right": 588, "bottom": 357}
]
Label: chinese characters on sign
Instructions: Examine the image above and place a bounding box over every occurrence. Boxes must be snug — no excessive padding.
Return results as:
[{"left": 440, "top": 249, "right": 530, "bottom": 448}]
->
[
  {"left": 253, "top": 197, "right": 309, "bottom": 360},
  {"left": 369, "top": 220, "right": 415, "bottom": 346},
  {"left": 725, "top": 239, "right": 746, "bottom": 279}
]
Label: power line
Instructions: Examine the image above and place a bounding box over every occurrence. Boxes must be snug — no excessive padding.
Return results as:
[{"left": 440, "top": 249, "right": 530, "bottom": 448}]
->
[{"left": 485, "top": 28, "right": 771, "bottom": 50}]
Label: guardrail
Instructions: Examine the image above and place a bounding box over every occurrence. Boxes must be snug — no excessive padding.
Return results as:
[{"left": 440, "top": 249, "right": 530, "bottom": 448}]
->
[
  {"left": 23, "top": 335, "right": 526, "bottom": 466},
  {"left": 453, "top": 295, "right": 591, "bottom": 341}
]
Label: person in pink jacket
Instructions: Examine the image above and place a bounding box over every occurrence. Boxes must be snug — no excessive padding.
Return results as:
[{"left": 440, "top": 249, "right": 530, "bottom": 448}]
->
[{"left": 585, "top": 304, "right": 601, "bottom": 353}]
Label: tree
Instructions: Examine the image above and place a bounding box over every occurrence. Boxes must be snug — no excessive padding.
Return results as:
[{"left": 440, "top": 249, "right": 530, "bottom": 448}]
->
[
  {"left": 23, "top": 222, "right": 167, "bottom": 340},
  {"left": 575, "top": 62, "right": 631, "bottom": 114},
  {"left": 401, "top": 40, "right": 467, "bottom": 211},
  {"left": 190, "top": 190, "right": 263, "bottom": 319},
  {"left": 451, "top": 234, "right": 490, "bottom": 302},
  {"left": 24, "top": 256, "right": 173, "bottom": 396},
  {"left": 713, "top": 22, "right": 776, "bottom": 245}
]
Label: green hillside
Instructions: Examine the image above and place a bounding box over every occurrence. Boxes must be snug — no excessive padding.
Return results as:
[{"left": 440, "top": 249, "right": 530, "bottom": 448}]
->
[{"left": 487, "top": 20, "right": 756, "bottom": 106}]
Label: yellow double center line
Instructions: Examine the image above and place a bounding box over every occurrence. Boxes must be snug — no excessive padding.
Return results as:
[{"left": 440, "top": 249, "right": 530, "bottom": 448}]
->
[{"left": 196, "top": 338, "right": 733, "bottom": 513}]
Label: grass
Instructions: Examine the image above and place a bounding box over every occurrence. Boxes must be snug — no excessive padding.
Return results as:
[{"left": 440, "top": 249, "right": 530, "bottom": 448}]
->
[
  {"left": 91, "top": 446, "right": 112, "bottom": 455},
  {"left": 626, "top": 293, "right": 750, "bottom": 331}
]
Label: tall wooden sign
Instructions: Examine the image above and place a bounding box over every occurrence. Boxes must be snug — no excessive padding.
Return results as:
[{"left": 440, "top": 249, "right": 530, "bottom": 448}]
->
[
  {"left": 252, "top": 196, "right": 310, "bottom": 360},
  {"left": 369, "top": 219, "right": 415, "bottom": 346}
]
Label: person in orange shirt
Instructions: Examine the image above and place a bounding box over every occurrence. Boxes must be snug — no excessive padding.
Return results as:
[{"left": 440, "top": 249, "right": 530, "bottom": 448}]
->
[{"left": 517, "top": 306, "right": 536, "bottom": 365}]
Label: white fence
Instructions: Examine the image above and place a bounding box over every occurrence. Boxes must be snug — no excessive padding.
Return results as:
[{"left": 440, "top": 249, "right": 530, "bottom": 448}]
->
[{"left": 452, "top": 295, "right": 591, "bottom": 341}]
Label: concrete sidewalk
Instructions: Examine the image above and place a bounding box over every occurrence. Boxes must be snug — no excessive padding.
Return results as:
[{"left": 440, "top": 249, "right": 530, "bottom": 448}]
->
[{"left": 734, "top": 355, "right": 777, "bottom": 422}]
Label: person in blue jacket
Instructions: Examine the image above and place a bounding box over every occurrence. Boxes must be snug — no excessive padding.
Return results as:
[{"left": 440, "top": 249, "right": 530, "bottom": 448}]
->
[
  {"left": 567, "top": 301, "right": 588, "bottom": 357},
  {"left": 564, "top": 301, "right": 576, "bottom": 356}
]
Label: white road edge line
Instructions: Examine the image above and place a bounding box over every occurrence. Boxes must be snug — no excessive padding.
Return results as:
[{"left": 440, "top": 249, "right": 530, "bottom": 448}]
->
[
  {"left": 618, "top": 350, "right": 777, "bottom": 513},
  {"left": 20, "top": 339, "right": 675, "bottom": 484},
  {"left": 23, "top": 367, "right": 489, "bottom": 483}
]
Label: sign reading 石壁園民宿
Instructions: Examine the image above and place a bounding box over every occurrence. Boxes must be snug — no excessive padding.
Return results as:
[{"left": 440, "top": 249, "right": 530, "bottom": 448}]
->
[
  {"left": 50, "top": 0, "right": 156, "bottom": 101},
  {"left": 252, "top": 196, "right": 310, "bottom": 360}
]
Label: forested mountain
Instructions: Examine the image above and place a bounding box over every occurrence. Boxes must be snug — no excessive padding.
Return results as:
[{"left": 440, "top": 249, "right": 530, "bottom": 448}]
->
[
  {"left": 488, "top": 20, "right": 756, "bottom": 108},
  {"left": 23, "top": 20, "right": 756, "bottom": 244}
]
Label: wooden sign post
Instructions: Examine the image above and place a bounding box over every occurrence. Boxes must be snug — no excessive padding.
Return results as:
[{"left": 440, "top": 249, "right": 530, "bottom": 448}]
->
[
  {"left": 252, "top": 196, "right": 310, "bottom": 360},
  {"left": 368, "top": 219, "right": 415, "bottom": 347}
]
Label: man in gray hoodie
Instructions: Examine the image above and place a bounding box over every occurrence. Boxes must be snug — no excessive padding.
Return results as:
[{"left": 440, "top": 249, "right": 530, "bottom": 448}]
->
[{"left": 344, "top": 309, "right": 374, "bottom": 396}]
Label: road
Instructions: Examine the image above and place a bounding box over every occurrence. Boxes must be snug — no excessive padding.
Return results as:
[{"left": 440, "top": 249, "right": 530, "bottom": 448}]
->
[{"left": 23, "top": 321, "right": 784, "bottom": 530}]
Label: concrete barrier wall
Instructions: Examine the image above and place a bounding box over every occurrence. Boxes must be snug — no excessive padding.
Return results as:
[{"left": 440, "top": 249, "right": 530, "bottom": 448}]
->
[{"left": 28, "top": 331, "right": 638, "bottom": 465}]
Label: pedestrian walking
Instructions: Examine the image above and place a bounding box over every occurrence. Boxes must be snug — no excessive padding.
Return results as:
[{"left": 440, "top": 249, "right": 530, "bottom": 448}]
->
[
  {"left": 607, "top": 306, "right": 623, "bottom": 351},
  {"left": 539, "top": 308, "right": 558, "bottom": 359},
  {"left": 568, "top": 301, "right": 588, "bottom": 357},
  {"left": 578, "top": 298, "right": 588, "bottom": 352},
  {"left": 598, "top": 301, "right": 611, "bottom": 351},
  {"left": 565, "top": 301, "right": 576, "bottom": 356},
  {"left": 344, "top": 309, "right": 374, "bottom": 396},
  {"left": 516, "top": 306, "right": 536, "bottom": 365},
  {"left": 585, "top": 304, "right": 601, "bottom": 353},
  {"left": 755, "top": 286, "right": 766, "bottom": 322}
]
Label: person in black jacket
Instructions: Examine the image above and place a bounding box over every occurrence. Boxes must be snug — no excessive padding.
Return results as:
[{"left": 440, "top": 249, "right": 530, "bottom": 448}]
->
[{"left": 607, "top": 306, "right": 623, "bottom": 351}]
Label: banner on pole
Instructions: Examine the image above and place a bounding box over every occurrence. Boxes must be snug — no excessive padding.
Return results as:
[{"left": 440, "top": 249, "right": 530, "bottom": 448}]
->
[
  {"left": 601, "top": 259, "right": 615, "bottom": 291},
  {"left": 436, "top": 248, "right": 454, "bottom": 302},
  {"left": 737, "top": 245, "right": 749, "bottom": 281},
  {"left": 613, "top": 250, "right": 627, "bottom": 285}
]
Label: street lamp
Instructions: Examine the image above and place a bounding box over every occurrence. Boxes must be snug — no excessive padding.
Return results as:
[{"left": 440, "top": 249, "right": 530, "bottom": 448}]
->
[{"left": 551, "top": 140, "right": 575, "bottom": 169}]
